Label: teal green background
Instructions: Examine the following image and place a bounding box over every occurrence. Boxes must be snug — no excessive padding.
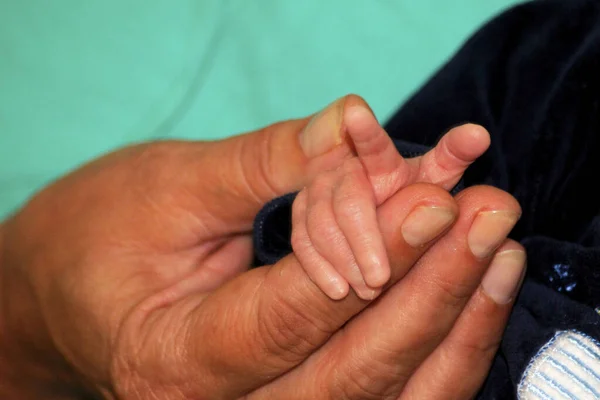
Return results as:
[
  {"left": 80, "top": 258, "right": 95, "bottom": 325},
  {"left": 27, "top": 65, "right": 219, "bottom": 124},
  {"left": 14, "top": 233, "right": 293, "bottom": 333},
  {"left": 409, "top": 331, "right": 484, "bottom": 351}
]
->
[{"left": 0, "top": 0, "right": 523, "bottom": 218}]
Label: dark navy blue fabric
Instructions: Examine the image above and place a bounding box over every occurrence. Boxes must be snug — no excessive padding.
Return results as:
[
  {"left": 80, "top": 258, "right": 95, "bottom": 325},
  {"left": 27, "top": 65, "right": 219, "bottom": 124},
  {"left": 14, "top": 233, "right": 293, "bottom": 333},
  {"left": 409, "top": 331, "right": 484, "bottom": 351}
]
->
[{"left": 253, "top": 0, "right": 600, "bottom": 398}]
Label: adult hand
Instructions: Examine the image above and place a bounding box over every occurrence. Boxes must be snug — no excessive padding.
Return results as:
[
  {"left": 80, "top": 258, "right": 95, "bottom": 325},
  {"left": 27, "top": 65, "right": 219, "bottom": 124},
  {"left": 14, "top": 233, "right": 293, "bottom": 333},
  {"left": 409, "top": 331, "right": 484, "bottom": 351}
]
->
[{"left": 0, "top": 95, "right": 525, "bottom": 399}]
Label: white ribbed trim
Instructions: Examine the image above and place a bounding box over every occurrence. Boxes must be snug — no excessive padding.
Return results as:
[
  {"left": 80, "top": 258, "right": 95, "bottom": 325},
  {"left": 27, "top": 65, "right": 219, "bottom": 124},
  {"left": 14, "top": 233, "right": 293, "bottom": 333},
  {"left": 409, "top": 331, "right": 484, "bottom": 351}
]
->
[{"left": 518, "top": 330, "right": 600, "bottom": 399}]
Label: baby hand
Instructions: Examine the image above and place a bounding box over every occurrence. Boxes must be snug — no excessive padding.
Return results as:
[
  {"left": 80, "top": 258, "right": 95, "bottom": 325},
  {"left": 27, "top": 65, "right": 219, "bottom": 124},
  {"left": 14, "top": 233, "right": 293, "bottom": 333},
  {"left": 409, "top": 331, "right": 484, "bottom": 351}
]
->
[{"left": 292, "top": 100, "right": 490, "bottom": 300}]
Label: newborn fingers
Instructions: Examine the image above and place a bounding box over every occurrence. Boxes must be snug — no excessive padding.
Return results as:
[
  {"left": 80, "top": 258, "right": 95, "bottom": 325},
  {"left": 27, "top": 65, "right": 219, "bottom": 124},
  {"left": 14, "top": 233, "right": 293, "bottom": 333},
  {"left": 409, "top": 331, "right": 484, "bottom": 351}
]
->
[
  {"left": 409, "top": 123, "right": 491, "bottom": 190},
  {"left": 292, "top": 168, "right": 387, "bottom": 301},
  {"left": 332, "top": 159, "right": 390, "bottom": 290},
  {"left": 343, "top": 104, "right": 490, "bottom": 196},
  {"left": 291, "top": 188, "right": 350, "bottom": 300}
]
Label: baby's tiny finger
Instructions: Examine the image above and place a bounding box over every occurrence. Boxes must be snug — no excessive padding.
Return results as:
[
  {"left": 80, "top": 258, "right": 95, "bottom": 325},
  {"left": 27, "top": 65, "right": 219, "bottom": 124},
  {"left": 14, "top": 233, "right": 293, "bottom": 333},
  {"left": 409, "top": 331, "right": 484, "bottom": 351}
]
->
[
  {"left": 332, "top": 160, "right": 391, "bottom": 290},
  {"left": 291, "top": 190, "right": 349, "bottom": 300},
  {"left": 304, "top": 173, "right": 368, "bottom": 298},
  {"left": 344, "top": 105, "right": 409, "bottom": 204},
  {"left": 409, "top": 124, "right": 490, "bottom": 190}
]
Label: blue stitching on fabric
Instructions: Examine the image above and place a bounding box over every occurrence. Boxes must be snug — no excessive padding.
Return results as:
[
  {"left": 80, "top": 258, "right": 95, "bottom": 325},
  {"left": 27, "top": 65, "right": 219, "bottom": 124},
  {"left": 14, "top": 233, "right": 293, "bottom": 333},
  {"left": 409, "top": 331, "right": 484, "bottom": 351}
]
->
[
  {"left": 530, "top": 384, "right": 555, "bottom": 400},
  {"left": 519, "top": 330, "right": 600, "bottom": 399},
  {"left": 565, "top": 331, "right": 600, "bottom": 354},
  {"left": 556, "top": 348, "right": 600, "bottom": 383},
  {"left": 538, "top": 371, "right": 576, "bottom": 399},
  {"left": 518, "top": 331, "right": 564, "bottom": 397},
  {"left": 566, "top": 335, "right": 600, "bottom": 361},
  {"left": 547, "top": 357, "right": 600, "bottom": 397}
]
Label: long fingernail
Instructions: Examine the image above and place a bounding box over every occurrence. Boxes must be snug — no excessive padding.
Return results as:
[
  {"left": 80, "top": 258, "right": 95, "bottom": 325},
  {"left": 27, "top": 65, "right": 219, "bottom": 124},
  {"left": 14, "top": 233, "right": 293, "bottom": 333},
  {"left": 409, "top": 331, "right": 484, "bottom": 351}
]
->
[
  {"left": 401, "top": 206, "right": 456, "bottom": 247},
  {"left": 299, "top": 98, "right": 346, "bottom": 157},
  {"left": 468, "top": 211, "right": 520, "bottom": 259},
  {"left": 481, "top": 249, "right": 526, "bottom": 304}
]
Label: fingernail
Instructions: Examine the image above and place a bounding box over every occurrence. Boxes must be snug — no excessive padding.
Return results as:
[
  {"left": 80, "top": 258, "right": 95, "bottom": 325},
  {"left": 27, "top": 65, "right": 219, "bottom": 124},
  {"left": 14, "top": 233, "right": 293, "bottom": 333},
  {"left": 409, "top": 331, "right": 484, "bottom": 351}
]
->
[
  {"left": 401, "top": 206, "right": 456, "bottom": 247},
  {"left": 481, "top": 249, "right": 527, "bottom": 304},
  {"left": 299, "top": 98, "right": 346, "bottom": 157},
  {"left": 363, "top": 259, "right": 390, "bottom": 289},
  {"left": 467, "top": 211, "right": 520, "bottom": 259},
  {"left": 345, "top": 104, "right": 377, "bottom": 124},
  {"left": 358, "top": 287, "right": 382, "bottom": 301},
  {"left": 327, "top": 278, "right": 349, "bottom": 300}
]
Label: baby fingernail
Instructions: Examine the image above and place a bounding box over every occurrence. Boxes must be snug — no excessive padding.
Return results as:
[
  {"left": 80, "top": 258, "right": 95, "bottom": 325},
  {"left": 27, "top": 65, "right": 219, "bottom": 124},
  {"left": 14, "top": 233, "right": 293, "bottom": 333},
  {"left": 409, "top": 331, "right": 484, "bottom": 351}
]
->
[
  {"left": 328, "top": 280, "right": 349, "bottom": 300},
  {"left": 345, "top": 104, "right": 377, "bottom": 124},
  {"left": 364, "top": 265, "right": 390, "bottom": 289},
  {"left": 468, "top": 211, "right": 520, "bottom": 259},
  {"left": 401, "top": 206, "right": 456, "bottom": 247},
  {"left": 481, "top": 249, "right": 527, "bottom": 304},
  {"left": 358, "top": 287, "right": 382, "bottom": 301},
  {"left": 299, "top": 98, "right": 345, "bottom": 158}
]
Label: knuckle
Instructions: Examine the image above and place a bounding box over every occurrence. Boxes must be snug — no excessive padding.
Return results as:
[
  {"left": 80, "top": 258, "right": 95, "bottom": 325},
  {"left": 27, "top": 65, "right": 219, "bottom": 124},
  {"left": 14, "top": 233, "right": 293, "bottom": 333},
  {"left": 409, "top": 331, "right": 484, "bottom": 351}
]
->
[
  {"left": 290, "top": 224, "right": 311, "bottom": 257},
  {"left": 258, "top": 128, "right": 282, "bottom": 195},
  {"left": 450, "top": 332, "right": 502, "bottom": 359},
  {"left": 241, "top": 126, "right": 288, "bottom": 200},
  {"left": 336, "top": 171, "right": 371, "bottom": 201},
  {"left": 340, "top": 158, "right": 365, "bottom": 176},
  {"left": 336, "top": 380, "right": 382, "bottom": 400},
  {"left": 312, "top": 171, "right": 337, "bottom": 193},
  {"left": 330, "top": 357, "right": 404, "bottom": 400},
  {"left": 307, "top": 190, "right": 332, "bottom": 215},
  {"left": 335, "top": 178, "right": 361, "bottom": 203},
  {"left": 335, "top": 191, "right": 366, "bottom": 221},
  {"left": 130, "top": 142, "right": 177, "bottom": 185},
  {"left": 234, "top": 137, "right": 268, "bottom": 203},
  {"left": 133, "top": 141, "right": 172, "bottom": 165},
  {"left": 257, "top": 293, "right": 333, "bottom": 364},
  {"left": 306, "top": 200, "right": 341, "bottom": 245},
  {"left": 308, "top": 212, "right": 339, "bottom": 243},
  {"left": 427, "top": 273, "right": 474, "bottom": 309}
]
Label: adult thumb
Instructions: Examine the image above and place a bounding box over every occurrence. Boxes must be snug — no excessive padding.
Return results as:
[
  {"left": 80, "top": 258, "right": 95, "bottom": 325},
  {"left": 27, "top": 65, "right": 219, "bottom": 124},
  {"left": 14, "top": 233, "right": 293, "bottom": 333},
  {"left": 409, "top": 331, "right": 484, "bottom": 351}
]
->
[{"left": 195, "top": 95, "right": 368, "bottom": 231}]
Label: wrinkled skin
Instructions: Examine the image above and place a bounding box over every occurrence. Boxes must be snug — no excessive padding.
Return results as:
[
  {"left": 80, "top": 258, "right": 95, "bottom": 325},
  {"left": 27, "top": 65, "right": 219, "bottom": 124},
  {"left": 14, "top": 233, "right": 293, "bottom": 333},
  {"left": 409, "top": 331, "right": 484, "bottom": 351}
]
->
[{"left": 0, "top": 95, "right": 524, "bottom": 399}]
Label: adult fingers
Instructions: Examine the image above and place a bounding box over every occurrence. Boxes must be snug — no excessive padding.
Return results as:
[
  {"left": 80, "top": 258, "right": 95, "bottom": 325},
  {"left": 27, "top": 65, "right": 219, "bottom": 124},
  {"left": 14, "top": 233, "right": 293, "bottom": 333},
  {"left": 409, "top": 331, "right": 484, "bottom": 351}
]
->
[
  {"left": 188, "top": 95, "right": 374, "bottom": 234},
  {"left": 400, "top": 239, "right": 526, "bottom": 399},
  {"left": 293, "top": 186, "right": 351, "bottom": 300},
  {"left": 181, "top": 184, "right": 457, "bottom": 399},
  {"left": 248, "top": 185, "right": 520, "bottom": 399}
]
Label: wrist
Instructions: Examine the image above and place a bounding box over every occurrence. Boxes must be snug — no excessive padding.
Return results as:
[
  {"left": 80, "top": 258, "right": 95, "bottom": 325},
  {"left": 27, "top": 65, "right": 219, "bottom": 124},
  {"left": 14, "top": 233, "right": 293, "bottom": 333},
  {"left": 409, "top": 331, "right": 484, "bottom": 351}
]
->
[
  {"left": 0, "top": 220, "right": 35, "bottom": 397},
  {"left": 0, "top": 221, "right": 27, "bottom": 397},
  {"left": 0, "top": 220, "right": 93, "bottom": 399}
]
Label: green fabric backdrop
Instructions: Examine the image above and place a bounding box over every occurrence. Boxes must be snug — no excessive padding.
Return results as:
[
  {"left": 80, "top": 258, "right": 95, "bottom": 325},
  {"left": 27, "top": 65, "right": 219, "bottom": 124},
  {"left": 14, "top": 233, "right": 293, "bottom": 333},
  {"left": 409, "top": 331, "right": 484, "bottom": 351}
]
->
[{"left": 0, "top": 0, "right": 523, "bottom": 218}]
